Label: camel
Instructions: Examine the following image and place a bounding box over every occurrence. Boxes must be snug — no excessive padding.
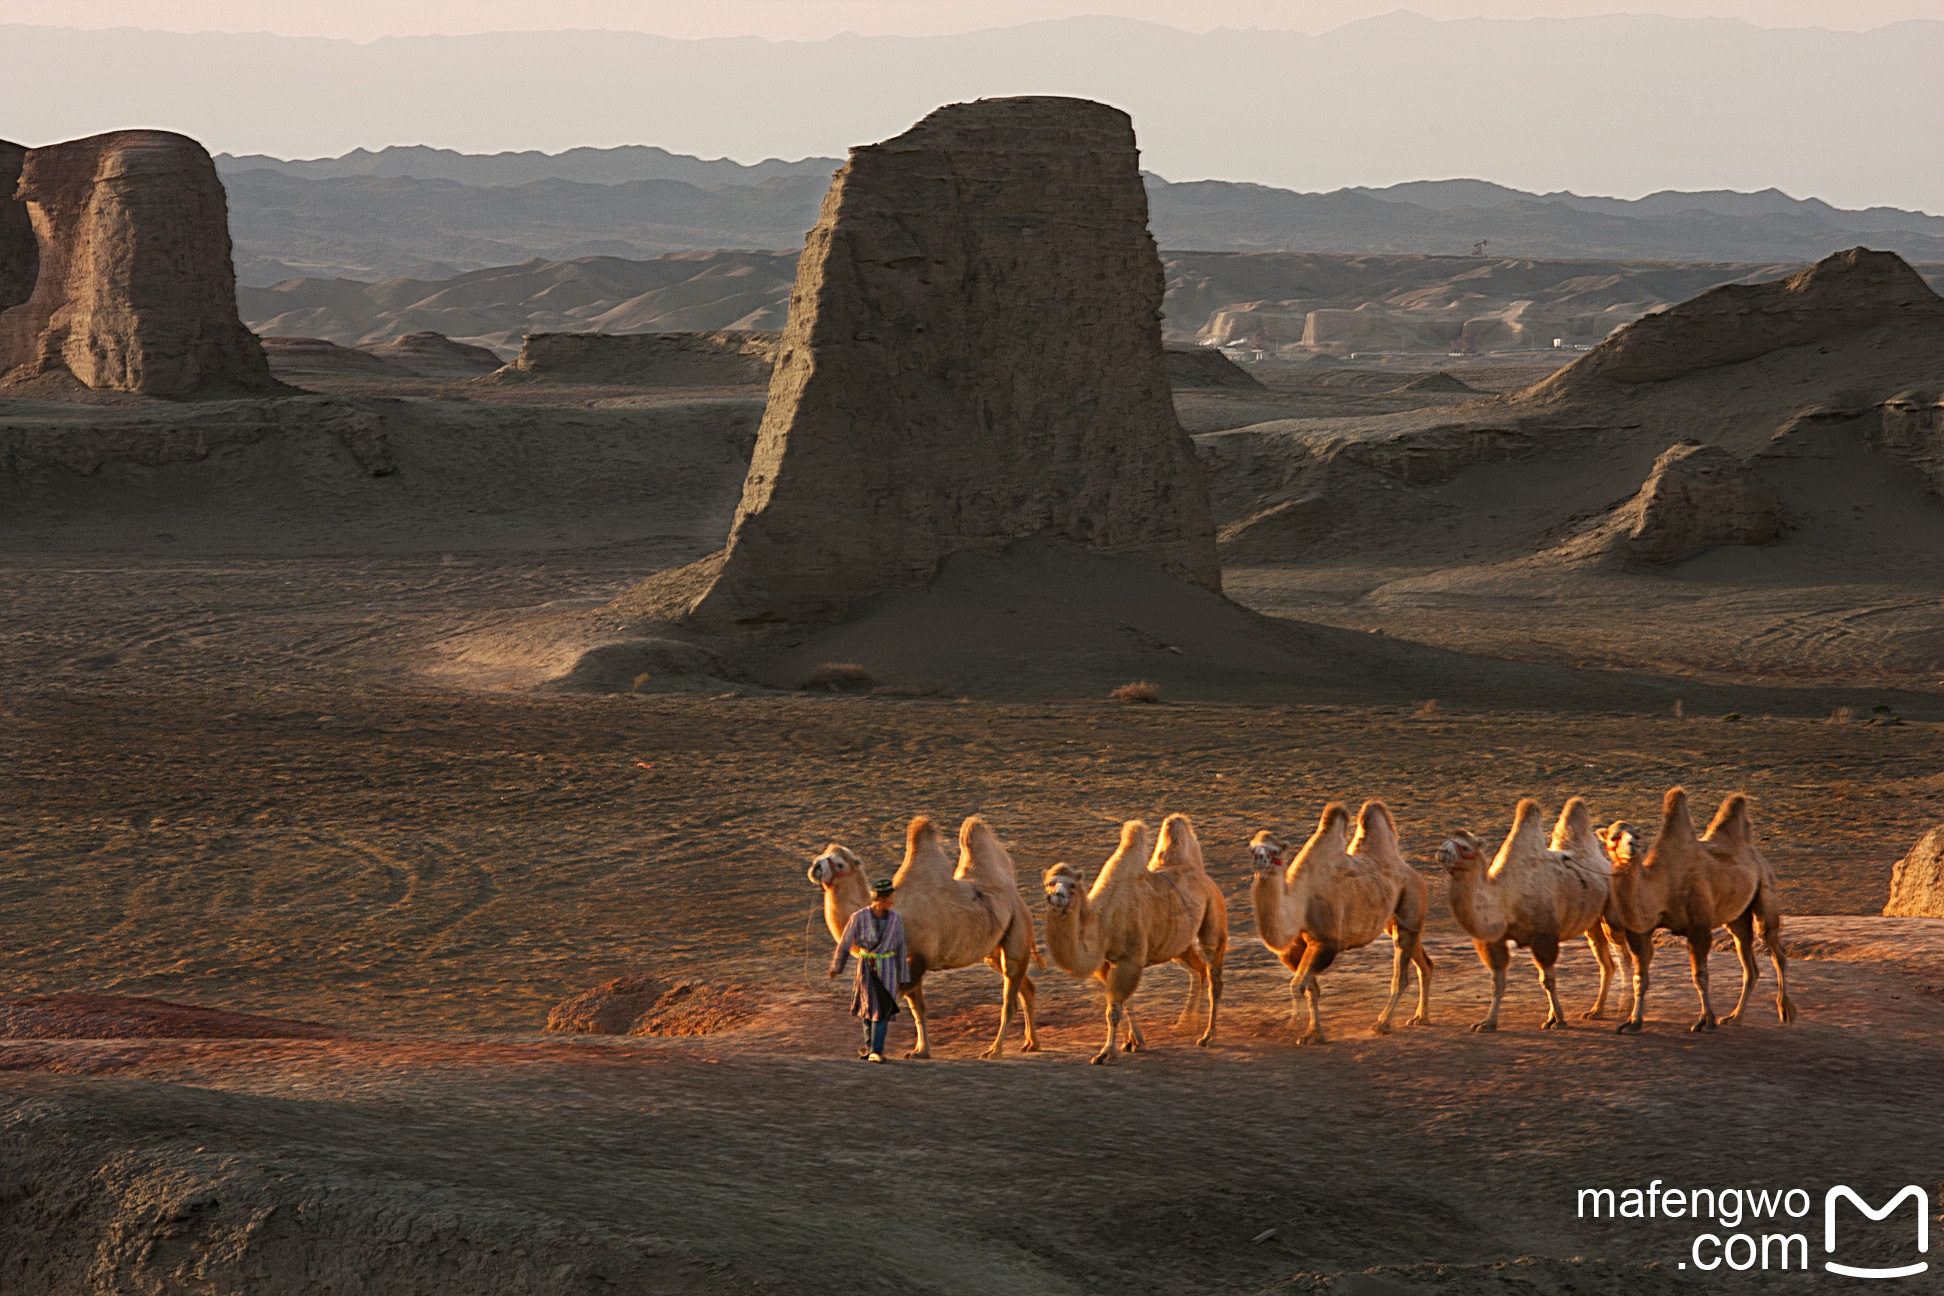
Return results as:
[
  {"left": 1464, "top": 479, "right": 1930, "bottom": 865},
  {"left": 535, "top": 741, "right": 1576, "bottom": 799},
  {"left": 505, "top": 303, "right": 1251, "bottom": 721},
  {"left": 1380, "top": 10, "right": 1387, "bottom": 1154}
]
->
[
  {"left": 808, "top": 815, "right": 1040, "bottom": 1059},
  {"left": 1597, "top": 788, "right": 1795, "bottom": 1034},
  {"left": 1040, "top": 814, "right": 1227, "bottom": 1065},
  {"left": 1434, "top": 797, "right": 1621, "bottom": 1032},
  {"left": 1249, "top": 801, "right": 1433, "bottom": 1045}
]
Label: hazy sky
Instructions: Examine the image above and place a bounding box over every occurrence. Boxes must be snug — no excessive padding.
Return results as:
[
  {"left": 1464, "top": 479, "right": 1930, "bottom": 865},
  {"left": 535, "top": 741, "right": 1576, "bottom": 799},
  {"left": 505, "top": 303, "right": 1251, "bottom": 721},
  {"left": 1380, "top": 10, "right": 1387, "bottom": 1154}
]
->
[{"left": 9, "top": 0, "right": 1935, "bottom": 39}]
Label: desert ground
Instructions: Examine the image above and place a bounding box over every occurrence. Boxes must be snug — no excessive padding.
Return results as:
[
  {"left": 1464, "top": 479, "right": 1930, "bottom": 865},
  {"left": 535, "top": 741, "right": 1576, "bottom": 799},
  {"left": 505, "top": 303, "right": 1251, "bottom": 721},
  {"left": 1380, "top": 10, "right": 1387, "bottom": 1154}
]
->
[{"left": 5, "top": 346, "right": 1944, "bottom": 1293}]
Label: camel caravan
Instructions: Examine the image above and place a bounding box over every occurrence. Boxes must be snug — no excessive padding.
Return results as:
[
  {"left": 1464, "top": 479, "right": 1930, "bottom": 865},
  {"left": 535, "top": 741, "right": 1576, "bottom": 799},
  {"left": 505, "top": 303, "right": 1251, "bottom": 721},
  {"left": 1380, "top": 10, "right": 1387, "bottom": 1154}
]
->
[{"left": 807, "top": 787, "right": 1796, "bottom": 1063}]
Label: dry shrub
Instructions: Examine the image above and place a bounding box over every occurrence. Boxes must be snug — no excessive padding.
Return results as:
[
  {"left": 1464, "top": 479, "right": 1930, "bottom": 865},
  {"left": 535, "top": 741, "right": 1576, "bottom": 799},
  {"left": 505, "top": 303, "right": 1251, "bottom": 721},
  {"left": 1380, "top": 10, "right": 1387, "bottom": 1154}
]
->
[
  {"left": 1671, "top": 699, "right": 1685, "bottom": 718},
  {"left": 797, "top": 662, "right": 875, "bottom": 692},
  {"left": 1413, "top": 699, "right": 1440, "bottom": 718},
  {"left": 628, "top": 983, "right": 758, "bottom": 1037},
  {"left": 1111, "top": 680, "right": 1161, "bottom": 704},
  {"left": 1827, "top": 706, "right": 1856, "bottom": 725}
]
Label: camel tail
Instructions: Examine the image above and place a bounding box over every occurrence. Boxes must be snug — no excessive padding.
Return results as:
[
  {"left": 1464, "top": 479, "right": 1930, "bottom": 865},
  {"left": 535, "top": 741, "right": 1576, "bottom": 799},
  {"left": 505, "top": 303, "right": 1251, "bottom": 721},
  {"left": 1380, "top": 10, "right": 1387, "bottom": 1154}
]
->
[
  {"left": 1704, "top": 792, "right": 1754, "bottom": 850},
  {"left": 1152, "top": 813, "right": 1205, "bottom": 873}
]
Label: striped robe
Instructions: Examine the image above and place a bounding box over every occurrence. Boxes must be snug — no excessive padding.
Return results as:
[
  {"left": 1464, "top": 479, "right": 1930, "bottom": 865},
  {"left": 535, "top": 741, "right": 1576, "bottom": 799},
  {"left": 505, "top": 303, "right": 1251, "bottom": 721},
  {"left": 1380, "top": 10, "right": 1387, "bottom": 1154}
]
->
[{"left": 829, "top": 906, "right": 910, "bottom": 1020}]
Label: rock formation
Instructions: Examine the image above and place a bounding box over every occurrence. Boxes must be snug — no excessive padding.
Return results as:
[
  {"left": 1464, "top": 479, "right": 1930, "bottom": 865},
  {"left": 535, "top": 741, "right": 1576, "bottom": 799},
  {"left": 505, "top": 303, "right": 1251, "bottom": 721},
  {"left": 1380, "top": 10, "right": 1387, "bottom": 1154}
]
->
[
  {"left": 1553, "top": 441, "right": 1779, "bottom": 565},
  {"left": 1165, "top": 345, "right": 1264, "bottom": 389},
  {"left": 0, "top": 130, "right": 275, "bottom": 396},
  {"left": 260, "top": 336, "right": 416, "bottom": 377},
  {"left": 1885, "top": 827, "right": 1944, "bottom": 918},
  {"left": 486, "top": 330, "right": 777, "bottom": 386},
  {"left": 623, "top": 96, "right": 1219, "bottom": 627},
  {"left": 0, "top": 140, "right": 32, "bottom": 313},
  {"left": 1535, "top": 247, "right": 1944, "bottom": 392},
  {"left": 361, "top": 330, "right": 504, "bottom": 378}
]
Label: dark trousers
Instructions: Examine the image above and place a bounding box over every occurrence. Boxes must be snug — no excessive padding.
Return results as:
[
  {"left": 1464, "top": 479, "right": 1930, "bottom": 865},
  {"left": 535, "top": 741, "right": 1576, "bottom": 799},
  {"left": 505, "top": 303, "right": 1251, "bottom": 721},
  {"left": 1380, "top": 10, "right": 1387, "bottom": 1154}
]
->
[{"left": 862, "top": 976, "right": 899, "bottom": 1054}]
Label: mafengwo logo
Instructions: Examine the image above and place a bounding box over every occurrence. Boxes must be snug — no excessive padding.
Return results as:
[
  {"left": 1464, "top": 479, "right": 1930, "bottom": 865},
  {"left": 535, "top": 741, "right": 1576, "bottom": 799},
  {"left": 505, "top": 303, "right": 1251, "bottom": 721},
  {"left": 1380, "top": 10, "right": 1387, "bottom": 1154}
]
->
[{"left": 1576, "top": 1181, "right": 1933, "bottom": 1277}]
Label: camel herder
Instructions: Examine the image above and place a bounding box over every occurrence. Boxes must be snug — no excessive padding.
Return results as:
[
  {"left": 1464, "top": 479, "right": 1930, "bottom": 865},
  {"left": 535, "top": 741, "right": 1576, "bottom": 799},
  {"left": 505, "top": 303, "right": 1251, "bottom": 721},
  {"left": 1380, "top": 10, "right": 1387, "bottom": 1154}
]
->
[{"left": 828, "top": 878, "right": 910, "bottom": 1062}]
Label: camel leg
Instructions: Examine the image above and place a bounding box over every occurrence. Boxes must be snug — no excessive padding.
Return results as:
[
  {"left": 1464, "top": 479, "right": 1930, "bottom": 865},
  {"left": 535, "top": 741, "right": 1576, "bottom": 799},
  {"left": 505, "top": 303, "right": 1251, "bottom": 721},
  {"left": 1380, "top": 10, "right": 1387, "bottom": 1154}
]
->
[
  {"left": 1720, "top": 910, "right": 1759, "bottom": 1025},
  {"left": 1200, "top": 946, "right": 1224, "bottom": 1048},
  {"left": 1375, "top": 927, "right": 1414, "bottom": 1034},
  {"left": 1094, "top": 962, "right": 1144, "bottom": 1064},
  {"left": 1016, "top": 974, "right": 1042, "bottom": 1051},
  {"left": 1121, "top": 1002, "right": 1147, "bottom": 1052},
  {"left": 1472, "top": 939, "right": 1509, "bottom": 1033},
  {"left": 1174, "top": 966, "right": 1203, "bottom": 1030},
  {"left": 1581, "top": 925, "right": 1616, "bottom": 1020},
  {"left": 981, "top": 947, "right": 1030, "bottom": 1060},
  {"left": 1757, "top": 899, "right": 1796, "bottom": 1024},
  {"left": 902, "top": 972, "right": 931, "bottom": 1059},
  {"left": 1290, "top": 941, "right": 1336, "bottom": 1045},
  {"left": 1532, "top": 935, "right": 1567, "bottom": 1030},
  {"left": 1685, "top": 926, "right": 1718, "bottom": 1032},
  {"left": 1617, "top": 928, "right": 1652, "bottom": 1034},
  {"left": 1409, "top": 935, "right": 1433, "bottom": 1026}
]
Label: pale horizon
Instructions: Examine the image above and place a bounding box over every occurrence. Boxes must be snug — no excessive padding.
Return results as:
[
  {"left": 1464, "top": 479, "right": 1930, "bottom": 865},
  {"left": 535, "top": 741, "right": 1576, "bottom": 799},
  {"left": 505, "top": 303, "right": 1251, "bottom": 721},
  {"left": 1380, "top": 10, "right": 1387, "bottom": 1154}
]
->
[{"left": 4, "top": 9, "right": 1939, "bottom": 213}]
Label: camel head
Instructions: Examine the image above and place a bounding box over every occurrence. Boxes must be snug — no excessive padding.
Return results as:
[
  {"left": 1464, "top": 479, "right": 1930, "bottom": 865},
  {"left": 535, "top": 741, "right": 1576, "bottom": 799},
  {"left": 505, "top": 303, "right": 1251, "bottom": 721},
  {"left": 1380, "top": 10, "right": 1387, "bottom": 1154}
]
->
[
  {"left": 1433, "top": 830, "right": 1487, "bottom": 874},
  {"left": 808, "top": 844, "right": 866, "bottom": 891},
  {"left": 1598, "top": 823, "right": 1643, "bottom": 866},
  {"left": 1248, "top": 830, "right": 1286, "bottom": 877},
  {"left": 1043, "top": 862, "right": 1085, "bottom": 912}
]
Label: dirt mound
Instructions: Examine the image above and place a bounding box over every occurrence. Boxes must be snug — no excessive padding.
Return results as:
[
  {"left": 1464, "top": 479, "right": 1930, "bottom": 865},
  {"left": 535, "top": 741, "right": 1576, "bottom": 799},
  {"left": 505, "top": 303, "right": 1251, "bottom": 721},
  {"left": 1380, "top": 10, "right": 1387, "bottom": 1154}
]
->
[
  {"left": 1886, "top": 828, "right": 1944, "bottom": 917},
  {"left": 0, "top": 139, "right": 30, "bottom": 312},
  {"left": 360, "top": 330, "right": 503, "bottom": 378},
  {"left": 623, "top": 96, "right": 1218, "bottom": 629},
  {"left": 1165, "top": 345, "right": 1264, "bottom": 389},
  {"left": 1533, "top": 246, "right": 1944, "bottom": 393},
  {"left": 260, "top": 335, "right": 414, "bottom": 377},
  {"left": 0, "top": 130, "right": 276, "bottom": 396},
  {"left": 1394, "top": 370, "right": 1480, "bottom": 393},
  {"left": 544, "top": 975, "right": 755, "bottom": 1036},
  {"left": 483, "top": 330, "right": 776, "bottom": 386},
  {"left": 1549, "top": 441, "right": 1779, "bottom": 565},
  {"left": 544, "top": 975, "right": 668, "bottom": 1034},
  {"left": 0, "top": 994, "right": 337, "bottom": 1040}
]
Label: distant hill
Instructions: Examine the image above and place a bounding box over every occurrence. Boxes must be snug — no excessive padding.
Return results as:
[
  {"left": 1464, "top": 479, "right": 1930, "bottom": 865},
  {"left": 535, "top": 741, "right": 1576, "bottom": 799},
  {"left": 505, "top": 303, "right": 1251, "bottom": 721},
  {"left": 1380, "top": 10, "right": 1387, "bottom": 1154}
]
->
[
  {"left": 239, "top": 249, "right": 1944, "bottom": 358},
  {"left": 216, "top": 145, "right": 1944, "bottom": 287},
  {"left": 216, "top": 145, "right": 840, "bottom": 189}
]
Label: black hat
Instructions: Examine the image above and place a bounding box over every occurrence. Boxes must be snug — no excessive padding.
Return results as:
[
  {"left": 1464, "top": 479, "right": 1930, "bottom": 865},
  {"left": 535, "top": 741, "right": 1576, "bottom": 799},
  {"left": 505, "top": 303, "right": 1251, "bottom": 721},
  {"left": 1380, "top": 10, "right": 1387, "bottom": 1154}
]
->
[{"left": 870, "top": 878, "right": 895, "bottom": 897}]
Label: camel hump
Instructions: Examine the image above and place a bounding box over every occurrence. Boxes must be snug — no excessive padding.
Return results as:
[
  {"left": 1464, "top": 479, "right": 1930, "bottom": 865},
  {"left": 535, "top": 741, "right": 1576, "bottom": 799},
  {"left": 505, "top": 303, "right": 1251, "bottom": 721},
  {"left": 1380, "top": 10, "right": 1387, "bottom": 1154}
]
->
[
  {"left": 1351, "top": 800, "right": 1400, "bottom": 857},
  {"left": 956, "top": 814, "right": 1017, "bottom": 883},
  {"left": 1550, "top": 797, "right": 1598, "bottom": 855},
  {"left": 1657, "top": 787, "right": 1697, "bottom": 843},
  {"left": 1499, "top": 798, "right": 1548, "bottom": 863},
  {"left": 1317, "top": 802, "right": 1352, "bottom": 837},
  {"left": 1118, "top": 818, "right": 1151, "bottom": 853},
  {"left": 1705, "top": 792, "right": 1754, "bottom": 847},
  {"left": 1151, "top": 813, "right": 1205, "bottom": 873},
  {"left": 908, "top": 816, "right": 938, "bottom": 851}
]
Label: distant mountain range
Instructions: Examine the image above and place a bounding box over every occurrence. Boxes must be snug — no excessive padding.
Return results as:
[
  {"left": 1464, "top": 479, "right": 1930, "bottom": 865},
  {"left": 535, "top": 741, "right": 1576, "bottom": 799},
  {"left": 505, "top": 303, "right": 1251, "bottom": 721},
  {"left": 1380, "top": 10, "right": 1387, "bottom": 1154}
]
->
[{"left": 213, "top": 145, "right": 1944, "bottom": 287}]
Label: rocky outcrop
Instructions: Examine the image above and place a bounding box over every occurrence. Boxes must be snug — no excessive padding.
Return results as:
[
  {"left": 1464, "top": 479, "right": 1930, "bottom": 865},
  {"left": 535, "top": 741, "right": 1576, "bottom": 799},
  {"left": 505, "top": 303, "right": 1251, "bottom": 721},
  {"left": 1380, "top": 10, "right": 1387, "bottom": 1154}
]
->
[
  {"left": 1553, "top": 441, "right": 1779, "bottom": 565},
  {"left": 0, "top": 139, "right": 32, "bottom": 313},
  {"left": 1886, "top": 827, "right": 1944, "bottom": 917},
  {"left": 485, "top": 330, "right": 777, "bottom": 387},
  {"left": 1165, "top": 346, "right": 1264, "bottom": 389},
  {"left": 361, "top": 330, "right": 503, "bottom": 378},
  {"left": 0, "top": 130, "right": 275, "bottom": 396},
  {"left": 1535, "top": 247, "right": 1944, "bottom": 391},
  {"left": 624, "top": 97, "right": 1218, "bottom": 627},
  {"left": 260, "top": 336, "right": 414, "bottom": 377},
  {"left": 542, "top": 975, "right": 755, "bottom": 1035}
]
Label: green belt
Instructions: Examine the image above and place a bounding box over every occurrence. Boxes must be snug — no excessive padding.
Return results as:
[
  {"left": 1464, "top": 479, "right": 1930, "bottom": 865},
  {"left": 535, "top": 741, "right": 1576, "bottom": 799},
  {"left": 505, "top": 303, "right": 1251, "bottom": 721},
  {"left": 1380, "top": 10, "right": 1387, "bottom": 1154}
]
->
[{"left": 855, "top": 951, "right": 898, "bottom": 960}]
